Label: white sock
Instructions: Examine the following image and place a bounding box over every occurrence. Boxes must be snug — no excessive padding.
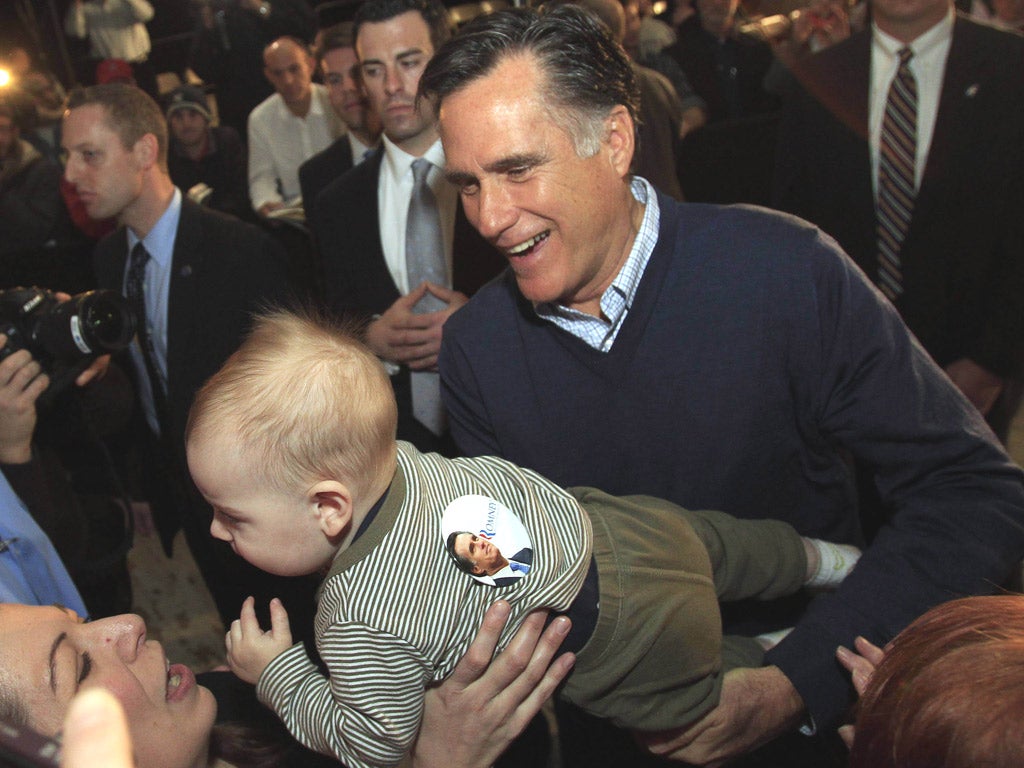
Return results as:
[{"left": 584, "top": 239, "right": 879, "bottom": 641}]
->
[
  {"left": 805, "top": 539, "right": 861, "bottom": 588},
  {"left": 755, "top": 627, "right": 793, "bottom": 650}
]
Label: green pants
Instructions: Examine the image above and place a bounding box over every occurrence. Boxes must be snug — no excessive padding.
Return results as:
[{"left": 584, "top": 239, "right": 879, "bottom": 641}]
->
[{"left": 560, "top": 488, "right": 807, "bottom": 732}]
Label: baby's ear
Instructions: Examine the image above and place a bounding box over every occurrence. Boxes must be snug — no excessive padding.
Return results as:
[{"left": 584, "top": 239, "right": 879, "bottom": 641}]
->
[{"left": 310, "top": 481, "right": 352, "bottom": 538}]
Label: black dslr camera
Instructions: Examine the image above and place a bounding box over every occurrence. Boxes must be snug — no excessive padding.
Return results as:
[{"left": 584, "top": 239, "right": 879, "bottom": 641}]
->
[{"left": 0, "top": 287, "right": 137, "bottom": 398}]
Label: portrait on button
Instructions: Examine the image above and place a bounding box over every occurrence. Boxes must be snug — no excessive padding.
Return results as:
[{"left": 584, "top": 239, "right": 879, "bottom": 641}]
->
[{"left": 442, "top": 495, "right": 533, "bottom": 587}]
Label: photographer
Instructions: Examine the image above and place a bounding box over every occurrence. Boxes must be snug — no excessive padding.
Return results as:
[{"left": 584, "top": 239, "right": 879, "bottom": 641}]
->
[
  {"left": 188, "top": 0, "right": 316, "bottom": 136},
  {"left": 0, "top": 293, "right": 135, "bottom": 617}
]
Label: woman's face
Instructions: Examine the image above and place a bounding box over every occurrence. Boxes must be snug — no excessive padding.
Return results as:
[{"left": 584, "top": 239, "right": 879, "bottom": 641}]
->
[{"left": 0, "top": 604, "right": 216, "bottom": 768}]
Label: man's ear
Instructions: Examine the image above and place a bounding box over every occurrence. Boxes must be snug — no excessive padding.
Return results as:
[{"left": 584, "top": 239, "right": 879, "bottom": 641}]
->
[
  {"left": 310, "top": 480, "right": 353, "bottom": 539},
  {"left": 132, "top": 132, "right": 160, "bottom": 170},
  {"left": 603, "top": 104, "right": 635, "bottom": 178}
]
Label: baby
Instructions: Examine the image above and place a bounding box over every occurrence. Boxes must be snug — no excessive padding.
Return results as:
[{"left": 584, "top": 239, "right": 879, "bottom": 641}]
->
[{"left": 185, "top": 309, "right": 859, "bottom": 768}]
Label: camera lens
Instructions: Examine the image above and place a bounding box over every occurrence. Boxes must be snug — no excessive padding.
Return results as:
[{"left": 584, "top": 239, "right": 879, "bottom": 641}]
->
[{"left": 81, "top": 293, "right": 134, "bottom": 349}]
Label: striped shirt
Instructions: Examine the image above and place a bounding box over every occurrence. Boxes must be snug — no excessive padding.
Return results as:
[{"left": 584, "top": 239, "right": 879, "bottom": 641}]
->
[
  {"left": 534, "top": 176, "right": 660, "bottom": 352},
  {"left": 258, "top": 443, "right": 592, "bottom": 767}
]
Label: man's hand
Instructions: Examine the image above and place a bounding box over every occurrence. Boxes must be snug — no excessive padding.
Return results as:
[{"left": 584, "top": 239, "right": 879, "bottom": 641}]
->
[
  {"left": 365, "top": 283, "right": 469, "bottom": 371},
  {"left": 836, "top": 636, "right": 886, "bottom": 749},
  {"left": 636, "top": 666, "right": 804, "bottom": 767},
  {"left": 258, "top": 200, "right": 285, "bottom": 217},
  {"left": 412, "top": 601, "right": 575, "bottom": 768},
  {"left": 225, "top": 596, "right": 293, "bottom": 684},
  {"left": 945, "top": 357, "right": 1004, "bottom": 416},
  {"left": 0, "top": 335, "right": 48, "bottom": 464},
  {"left": 75, "top": 354, "right": 111, "bottom": 387}
]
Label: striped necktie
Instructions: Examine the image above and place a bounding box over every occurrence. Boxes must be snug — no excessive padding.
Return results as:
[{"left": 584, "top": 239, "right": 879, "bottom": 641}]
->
[{"left": 876, "top": 47, "right": 917, "bottom": 301}]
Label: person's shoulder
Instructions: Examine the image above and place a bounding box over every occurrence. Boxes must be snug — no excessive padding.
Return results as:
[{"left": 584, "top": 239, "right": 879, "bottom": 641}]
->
[
  {"left": 668, "top": 200, "right": 843, "bottom": 275},
  {"left": 94, "top": 225, "right": 128, "bottom": 259},
  {"left": 952, "top": 14, "right": 1024, "bottom": 64},
  {"left": 181, "top": 199, "right": 271, "bottom": 245},
  {"left": 247, "top": 93, "right": 281, "bottom": 125},
  {"left": 212, "top": 124, "right": 242, "bottom": 148},
  {"left": 311, "top": 151, "right": 379, "bottom": 218},
  {"left": 301, "top": 137, "right": 351, "bottom": 178},
  {"left": 793, "top": 27, "right": 868, "bottom": 83}
]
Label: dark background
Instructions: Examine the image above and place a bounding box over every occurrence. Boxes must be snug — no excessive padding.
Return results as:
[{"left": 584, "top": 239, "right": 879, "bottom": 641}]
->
[{"left": 1, "top": 0, "right": 274, "bottom": 88}]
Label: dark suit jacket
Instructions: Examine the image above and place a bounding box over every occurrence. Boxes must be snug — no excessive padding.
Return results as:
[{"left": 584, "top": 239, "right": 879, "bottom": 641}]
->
[
  {"left": 492, "top": 548, "right": 533, "bottom": 587},
  {"left": 92, "top": 200, "right": 324, "bottom": 635},
  {"left": 95, "top": 199, "right": 293, "bottom": 480},
  {"left": 773, "top": 17, "right": 1024, "bottom": 380},
  {"left": 310, "top": 148, "right": 505, "bottom": 449},
  {"left": 299, "top": 135, "right": 355, "bottom": 212}
]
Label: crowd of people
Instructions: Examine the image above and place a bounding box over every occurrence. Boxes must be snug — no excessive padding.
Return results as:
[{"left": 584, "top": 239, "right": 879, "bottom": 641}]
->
[{"left": 2, "top": 0, "right": 1024, "bottom": 766}]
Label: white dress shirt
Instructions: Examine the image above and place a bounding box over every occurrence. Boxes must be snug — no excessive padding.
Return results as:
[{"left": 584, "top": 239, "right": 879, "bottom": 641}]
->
[
  {"left": 869, "top": 8, "right": 955, "bottom": 196},
  {"left": 247, "top": 84, "right": 344, "bottom": 211},
  {"left": 377, "top": 135, "right": 457, "bottom": 295}
]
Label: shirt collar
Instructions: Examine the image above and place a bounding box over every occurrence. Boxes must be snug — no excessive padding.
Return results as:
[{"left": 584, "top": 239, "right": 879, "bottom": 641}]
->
[
  {"left": 274, "top": 86, "right": 324, "bottom": 121},
  {"left": 381, "top": 133, "right": 445, "bottom": 183},
  {"left": 608, "top": 176, "right": 658, "bottom": 305},
  {"left": 535, "top": 176, "right": 658, "bottom": 319},
  {"left": 872, "top": 5, "right": 954, "bottom": 57},
  {"left": 128, "top": 186, "right": 182, "bottom": 269}
]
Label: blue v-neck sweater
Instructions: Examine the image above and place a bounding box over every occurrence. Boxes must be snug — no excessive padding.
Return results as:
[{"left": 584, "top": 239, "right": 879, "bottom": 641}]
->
[{"left": 439, "top": 191, "right": 1024, "bottom": 726}]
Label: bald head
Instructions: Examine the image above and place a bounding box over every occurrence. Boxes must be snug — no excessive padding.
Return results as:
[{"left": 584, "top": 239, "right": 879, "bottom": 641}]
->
[{"left": 263, "top": 37, "right": 316, "bottom": 111}]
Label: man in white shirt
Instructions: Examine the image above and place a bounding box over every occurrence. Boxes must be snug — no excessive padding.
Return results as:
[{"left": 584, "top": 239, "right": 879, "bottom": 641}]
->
[
  {"left": 247, "top": 36, "right": 344, "bottom": 217},
  {"left": 309, "top": 0, "right": 502, "bottom": 455},
  {"left": 64, "top": 0, "right": 157, "bottom": 95}
]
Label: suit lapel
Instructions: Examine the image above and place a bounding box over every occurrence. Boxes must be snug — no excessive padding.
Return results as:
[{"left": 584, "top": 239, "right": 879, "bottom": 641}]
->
[{"left": 165, "top": 200, "right": 202, "bottom": 400}]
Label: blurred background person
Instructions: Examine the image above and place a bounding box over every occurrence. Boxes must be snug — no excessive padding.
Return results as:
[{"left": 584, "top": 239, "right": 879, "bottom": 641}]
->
[
  {"left": 189, "top": 0, "right": 316, "bottom": 137},
  {"left": 298, "top": 21, "right": 382, "bottom": 209},
  {"left": 165, "top": 84, "right": 252, "bottom": 221},
  {"left": 248, "top": 35, "right": 343, "bottom": 217},
  {"left": 64, "top": 0, "right": 159, "bottom": 96}
]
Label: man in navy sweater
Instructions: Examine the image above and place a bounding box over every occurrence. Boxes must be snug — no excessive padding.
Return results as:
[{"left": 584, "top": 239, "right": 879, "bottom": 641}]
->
[{"left": 421, "top": 6, "right": 1024, "bottom": 767}]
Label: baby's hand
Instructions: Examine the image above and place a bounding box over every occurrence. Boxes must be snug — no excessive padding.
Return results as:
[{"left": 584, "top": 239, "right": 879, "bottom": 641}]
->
[{"left": 225, "top": 596, "right": 294, "bottom": 684}]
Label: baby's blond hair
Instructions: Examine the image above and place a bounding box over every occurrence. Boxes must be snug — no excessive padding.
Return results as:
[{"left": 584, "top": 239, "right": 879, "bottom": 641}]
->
[{"left": 187, "top": 308, "right": 398, "bottom": 498}]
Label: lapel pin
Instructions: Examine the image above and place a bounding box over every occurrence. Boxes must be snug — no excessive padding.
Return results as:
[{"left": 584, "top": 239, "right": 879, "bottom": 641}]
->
[
  {"left": 179, "top": 265, "right": 193, "bottom": 278},
  {"left": 965, "top": 84, "right": 979, "bottom": 98}
]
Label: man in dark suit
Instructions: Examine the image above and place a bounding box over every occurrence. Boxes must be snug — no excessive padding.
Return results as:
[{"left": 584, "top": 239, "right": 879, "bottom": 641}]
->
[
  {"left": 310, "top": 0, "right": 503, "bottom": 455},
  {"left": 62, "top": 83, "right": 319, "bottom": 636},
  {"left": 298, "top": 22, "right": 382, "bottom": 208},
  {"left": 774, "top": 0, "right": 1024, "bottom": 440}
]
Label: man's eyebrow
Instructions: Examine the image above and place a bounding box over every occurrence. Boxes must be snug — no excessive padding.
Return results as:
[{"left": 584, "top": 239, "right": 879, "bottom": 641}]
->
[
  {"left": 487, "top": 153, "right": 546, "bottom": 173},
  {"left": 49, "top": 632, "right": 68, "bottom": 694},
  {"left": 395, "top": 48, "right": 426, "bottom": 61},
  {"left": 445, "top": 153, "right": 548, "bottom": 186},
  {"left": 444, "top": 169, "right": 477, "bottom": 187}
]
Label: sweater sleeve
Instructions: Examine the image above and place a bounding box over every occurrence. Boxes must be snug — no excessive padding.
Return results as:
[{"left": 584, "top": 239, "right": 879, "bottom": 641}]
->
[
  {"left": 258, "top": 626, "right": 432, "bottom": 768},
  {"left": 764, "top": 229, "right": 1024, "bottom": 727}
]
